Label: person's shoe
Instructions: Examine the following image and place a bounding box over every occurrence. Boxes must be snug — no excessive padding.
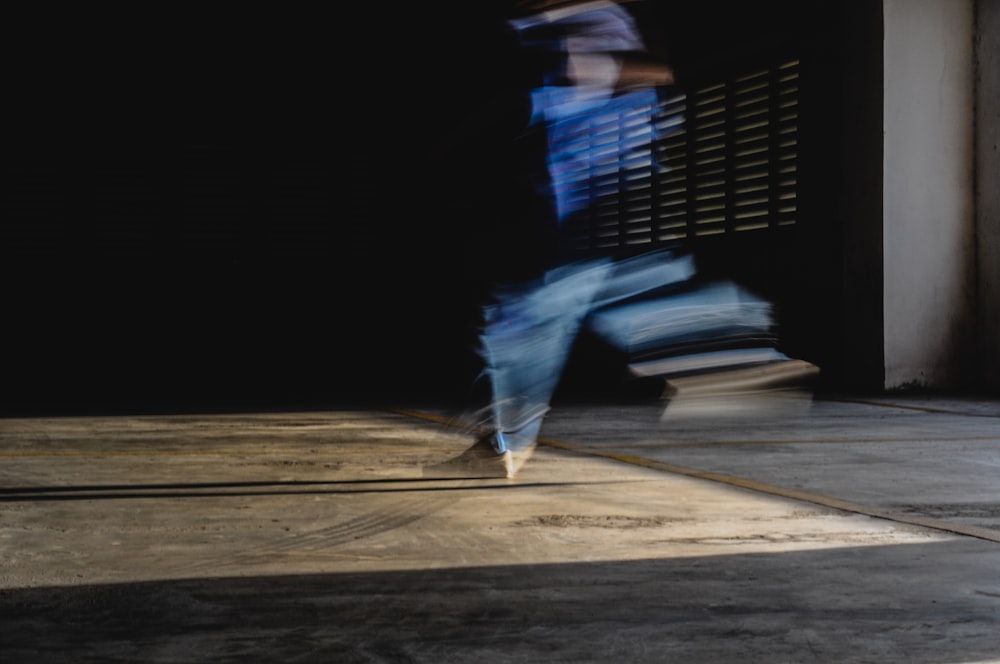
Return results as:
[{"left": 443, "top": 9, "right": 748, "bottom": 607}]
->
[
  {"left": 493, "top": 425, "right": 542, "bottom": 478},
  {"left": 504, "top": 443, "right": 537, "bottom": 478},
  {"left": 660, "top": 359, "right": 820, "bottom": 421},
  {"left": 423, "top": 433, "right": 511, "bottom": 479},
  {"left": 423, "top": 432, "right": 539, "bottom": 479}
]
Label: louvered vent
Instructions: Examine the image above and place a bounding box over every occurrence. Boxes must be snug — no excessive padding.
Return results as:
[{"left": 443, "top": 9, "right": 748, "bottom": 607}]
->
[{"left": 570, "top": 59, "right": 799, "bottom": 252}]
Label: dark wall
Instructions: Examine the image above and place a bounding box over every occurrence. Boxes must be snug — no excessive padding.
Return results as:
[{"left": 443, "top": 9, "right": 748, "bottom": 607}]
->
[{"left": 2, "top": 2, "right": 866, "bottom": 414}]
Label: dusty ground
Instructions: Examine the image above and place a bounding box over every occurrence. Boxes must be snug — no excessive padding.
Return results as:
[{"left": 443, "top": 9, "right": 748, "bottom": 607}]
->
[{"left": 1, "top": 399, "right": 1000, "bottom": 662}]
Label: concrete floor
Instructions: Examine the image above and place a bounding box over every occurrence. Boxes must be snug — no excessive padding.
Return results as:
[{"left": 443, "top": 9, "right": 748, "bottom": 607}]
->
[{"left": 2, "top": 392, "right": 1000, "bottom": 662}]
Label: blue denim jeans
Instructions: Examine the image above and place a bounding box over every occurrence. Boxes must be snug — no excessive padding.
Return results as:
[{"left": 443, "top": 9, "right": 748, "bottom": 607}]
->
[{"left": 477, "top": 250, "right": 697, "bottom": 452}]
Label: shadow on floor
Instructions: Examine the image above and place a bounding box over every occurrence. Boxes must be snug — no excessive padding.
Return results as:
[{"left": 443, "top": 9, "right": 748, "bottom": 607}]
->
[{"left": 2, "top": 538, "right": 998, "bottom": 663}]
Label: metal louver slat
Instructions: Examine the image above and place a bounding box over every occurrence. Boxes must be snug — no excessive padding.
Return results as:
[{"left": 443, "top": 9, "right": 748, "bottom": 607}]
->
[{"left": 569, "top": 58, "right": 798, "bottom": 252}]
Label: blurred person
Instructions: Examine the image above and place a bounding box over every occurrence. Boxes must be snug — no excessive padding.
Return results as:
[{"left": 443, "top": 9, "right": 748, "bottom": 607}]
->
[
  {"left": 427, "top": 0, "right": 686, "bottom": 478},
  {"left": 426, "top": 0, "right": 814, "bottom": 479}
]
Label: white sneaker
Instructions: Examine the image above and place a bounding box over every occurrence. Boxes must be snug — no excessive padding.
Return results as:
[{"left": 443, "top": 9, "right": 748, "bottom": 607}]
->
[{"left": 504, "top": 443, "right": 537, "bottom": 478}]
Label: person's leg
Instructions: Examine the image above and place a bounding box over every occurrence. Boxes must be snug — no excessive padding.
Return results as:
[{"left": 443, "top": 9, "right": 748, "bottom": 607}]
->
[
  {"left": 426, "top": 259, "right": 612, "bottom": 478},
  {"left": 586, "top": 264, "right": 820, "bottom": 420},
  {"left": 481, "top": 258, "right": 611, "bottom": 440}
]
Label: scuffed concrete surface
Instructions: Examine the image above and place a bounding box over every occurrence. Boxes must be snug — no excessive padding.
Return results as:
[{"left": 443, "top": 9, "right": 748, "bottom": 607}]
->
[{"left": 2, "top": 400, "right": 1000, "bottom": 662}]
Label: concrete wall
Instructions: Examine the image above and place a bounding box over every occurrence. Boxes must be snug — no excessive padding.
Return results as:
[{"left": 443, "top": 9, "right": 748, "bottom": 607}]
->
[
  {"left": 978, "top": 0, "right": 1000, "bottom": 389},
  {"left": 882, "top": 0, "right": 977, "bottom": 389}
]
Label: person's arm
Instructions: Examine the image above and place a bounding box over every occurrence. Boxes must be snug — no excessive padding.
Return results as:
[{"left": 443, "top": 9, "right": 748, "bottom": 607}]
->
[
  {"left": 615, "top": 57, "right": 676, "bottom": 90},
  {"left": 568, "top": 53, "right": 675, "bottom": 91}
]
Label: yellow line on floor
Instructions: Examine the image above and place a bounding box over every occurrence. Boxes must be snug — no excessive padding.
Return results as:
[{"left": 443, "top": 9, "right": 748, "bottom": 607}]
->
[
  {"left": 394, "top": 407, "right": 1000, "bottom": 544},
  {"left": 828, "top": 397, "right": 1000, "bottom": 418},
  {"left": 538, "top": 437, "right": 1000, "bottom": 543},
  {"left": 388, "top": 408, "right": 456, "bottom": 427},
  {"left": 581, "top": 436, "right": 1000, "bottom": 448}
]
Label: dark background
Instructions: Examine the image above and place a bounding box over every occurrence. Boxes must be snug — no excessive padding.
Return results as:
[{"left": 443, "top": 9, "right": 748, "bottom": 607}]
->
[{"left": 2, "top": 1, "right": 871, "bottom": 415}]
